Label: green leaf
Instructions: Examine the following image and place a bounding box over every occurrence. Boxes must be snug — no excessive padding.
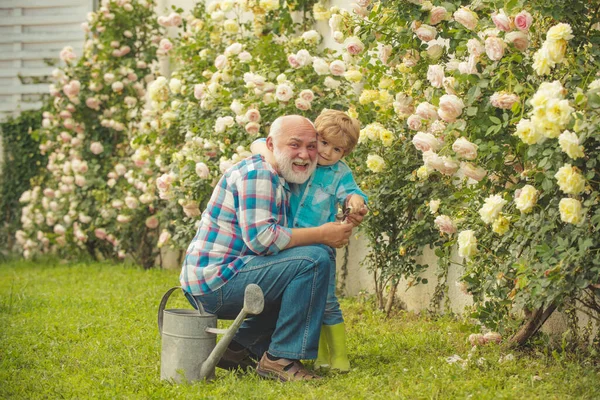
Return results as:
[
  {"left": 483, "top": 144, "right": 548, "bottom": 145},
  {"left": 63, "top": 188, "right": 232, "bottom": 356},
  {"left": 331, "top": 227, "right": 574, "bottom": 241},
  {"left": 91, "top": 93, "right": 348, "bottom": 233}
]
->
[{"left": 489, "top": 116, "right": 501, "bottom": 125}]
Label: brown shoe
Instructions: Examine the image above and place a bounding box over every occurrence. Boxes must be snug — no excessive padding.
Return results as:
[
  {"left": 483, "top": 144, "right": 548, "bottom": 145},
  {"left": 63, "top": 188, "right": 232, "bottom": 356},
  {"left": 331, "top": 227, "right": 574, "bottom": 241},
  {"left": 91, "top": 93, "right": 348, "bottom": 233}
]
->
[
  {"left": 216, "top": 347, "right": 258, "bottom": 371},
  {"left": 256, "top": 353, "right": 322, "bottom": 382}
]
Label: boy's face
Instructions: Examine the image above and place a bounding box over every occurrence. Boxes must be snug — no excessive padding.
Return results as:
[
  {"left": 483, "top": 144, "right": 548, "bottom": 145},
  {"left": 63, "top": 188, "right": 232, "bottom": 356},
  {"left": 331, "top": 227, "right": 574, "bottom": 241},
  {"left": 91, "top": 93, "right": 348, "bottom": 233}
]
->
[{"left": 317, "top": 136, "right": 345, "bottom": 166}]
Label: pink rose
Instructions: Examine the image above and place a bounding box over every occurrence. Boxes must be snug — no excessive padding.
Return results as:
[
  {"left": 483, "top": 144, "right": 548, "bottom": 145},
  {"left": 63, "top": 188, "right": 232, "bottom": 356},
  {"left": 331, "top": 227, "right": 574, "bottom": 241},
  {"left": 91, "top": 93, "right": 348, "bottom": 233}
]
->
[
  {"left": 430, "top": 6, "right": 449, "bottom": 25},
  {"left": 505, "top": 31, "right": 529, "bottom": 51},
  {"left": 156, "top": 173, "right": 174, "bottom": 192},
  {"left": 379, "top": 44, "right": 392, "bottom": 65},
  {"left": 329, "top": 60, "right": 346, "bottom": 76},
  {"left": 182, "top": 201, "right": 201, "bottom": 218},
  {"left": 438, "top": 95, "right": 465, "bottom": 122},
  {"left": 491, "top": 10, "right": 512, "bottom": 32},
  {"left": 145, "top": 216, "right": 159, "bottom": 229},
  {"left": 168, "top": 12, "right": 182, "bottom": 27},
  {"left": 345, "top": 36, "right": 365, "bottom": 55},
  {"left": 514, "top": 10, "right": 533, "bottom": 31},
  {"left": 485, "top": 36, "right": 506, "bottom": 61},
  {"left": 157, "top": 230, "right": 171, "bottom": 248},
  {"left": 415, "top": 25, "right": 437, "bottom": 42},
  {"left": 63, "top": 80, "right": 81, "bottom": 97},
  {"left": 412, "top": 132, "right": 441, "bottom": 152},
  {"left": 407, "top": 114, "right": 423, "bottom": 131},
  {"left": 416, "top": 102, "right": 438, "bottom": 121},
  {"left": 214, "top": 54, "right": 228, "bottom": 70},
  {"left": 452, "top": 137, "right": 478, "bottom": 160},
  {"left": 94, "top": 228, "right": 107, "bottom": 240},
  {"left": 85, "top": 97, "right": 101, "bottom": 110},
  {"left": 435, "top": 215, "right": 456, "bottom": 234},
  {"left": 245, "top": 109, "right": 261, "bottom": 122},
  {"left": 295, "top": 98, "right": 311, "bottom": 111},
  {"left": 460, "top": 162, "right": 487, "bottom": 181},
  {"left": 453, "top": 7, "right": 478, "bottom": 30},
  {"left": 158, "top": 38, "right": 173, "bottom": 53},
  {"left": 438, "top": 157, "right": 459, "bottom": 176},
  {"left": 157, "top": 15, "right": 169, "bottom": 26},
  {"left": 490, "top": 92, "right": 520, "bottom": 109},
  {"left": 245, "top": 121, "right": 260, "bottom": 135},
  {"left": 194, "top": 83, "right": 205, "bottom": 100},
  {"left": 467, "top": 38, "right": 485, "bottom": 57},
  {"left": 90, "top": 142, "right": 104, "bottom": 155},
  {"left": 287, "top": 54, "right": 300, "bottom": 68},
  {"left": 299, "top": 89, "right": 315, "bottom": 102}
]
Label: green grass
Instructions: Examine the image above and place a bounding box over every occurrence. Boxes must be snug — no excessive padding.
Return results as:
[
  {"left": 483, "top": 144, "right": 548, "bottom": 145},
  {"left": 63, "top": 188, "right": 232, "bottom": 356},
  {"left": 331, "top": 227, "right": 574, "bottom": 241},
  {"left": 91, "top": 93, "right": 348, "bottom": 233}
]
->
[{"left": 1, "top": 259, "right": 599, "bottom": 399}]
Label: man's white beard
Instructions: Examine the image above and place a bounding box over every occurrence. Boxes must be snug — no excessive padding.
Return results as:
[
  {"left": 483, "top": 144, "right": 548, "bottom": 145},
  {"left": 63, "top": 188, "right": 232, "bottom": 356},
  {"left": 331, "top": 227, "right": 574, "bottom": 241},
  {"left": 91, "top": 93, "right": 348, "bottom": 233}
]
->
[{"left": 273, "top": 147, "right": 316, "bottom": 184}]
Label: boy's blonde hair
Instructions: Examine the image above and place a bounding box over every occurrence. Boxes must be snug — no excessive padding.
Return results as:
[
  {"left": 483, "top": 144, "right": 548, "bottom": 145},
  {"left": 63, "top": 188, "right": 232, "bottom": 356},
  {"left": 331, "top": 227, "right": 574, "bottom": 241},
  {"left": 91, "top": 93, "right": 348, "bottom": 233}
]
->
[{"left": 314, "top": 109, "right": 360, "bottom": 155}]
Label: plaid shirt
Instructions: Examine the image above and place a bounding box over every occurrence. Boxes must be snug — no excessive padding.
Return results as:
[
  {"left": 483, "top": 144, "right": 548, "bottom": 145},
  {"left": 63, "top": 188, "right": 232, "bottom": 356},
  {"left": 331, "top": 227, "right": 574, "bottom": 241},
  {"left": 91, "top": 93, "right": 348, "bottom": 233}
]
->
[
  {"left": 180, "top": 155, "right": 292, "bottom": 295},
  {"left": 289, "top": 161, "right": 367, "bottom": 228}
]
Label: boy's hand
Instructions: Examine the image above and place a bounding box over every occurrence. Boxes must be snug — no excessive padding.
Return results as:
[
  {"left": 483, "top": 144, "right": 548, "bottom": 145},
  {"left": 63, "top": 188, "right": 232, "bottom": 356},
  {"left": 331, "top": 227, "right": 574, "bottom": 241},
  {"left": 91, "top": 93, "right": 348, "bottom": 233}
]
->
[
  {"left": 345, "top": 195, "right": 368, "bottom": 227},
  {"left": 347, "top": 194, "right": 365, "bottom": 212}
]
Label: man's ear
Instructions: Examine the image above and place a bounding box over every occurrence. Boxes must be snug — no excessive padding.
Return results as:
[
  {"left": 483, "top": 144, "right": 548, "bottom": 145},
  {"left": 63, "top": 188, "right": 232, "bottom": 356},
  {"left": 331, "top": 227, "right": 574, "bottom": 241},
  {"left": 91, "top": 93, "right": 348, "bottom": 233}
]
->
[{"left": 266, "top": 136, "right": 274, "bottom": 151}]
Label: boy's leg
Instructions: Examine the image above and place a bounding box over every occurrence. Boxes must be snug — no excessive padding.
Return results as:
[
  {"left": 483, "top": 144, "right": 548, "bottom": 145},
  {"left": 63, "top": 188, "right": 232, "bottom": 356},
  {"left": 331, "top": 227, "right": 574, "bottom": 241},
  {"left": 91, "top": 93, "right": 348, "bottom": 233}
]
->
[{"left": 321, "top": 250, "right": 350, "bottom": 372}]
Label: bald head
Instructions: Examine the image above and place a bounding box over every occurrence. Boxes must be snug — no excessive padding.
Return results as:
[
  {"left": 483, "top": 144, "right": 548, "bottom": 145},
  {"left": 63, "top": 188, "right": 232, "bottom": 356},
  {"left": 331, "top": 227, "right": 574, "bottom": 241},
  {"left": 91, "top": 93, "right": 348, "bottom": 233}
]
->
[{"left": 269, "top": 115, "right": 316, "bottom": 143}]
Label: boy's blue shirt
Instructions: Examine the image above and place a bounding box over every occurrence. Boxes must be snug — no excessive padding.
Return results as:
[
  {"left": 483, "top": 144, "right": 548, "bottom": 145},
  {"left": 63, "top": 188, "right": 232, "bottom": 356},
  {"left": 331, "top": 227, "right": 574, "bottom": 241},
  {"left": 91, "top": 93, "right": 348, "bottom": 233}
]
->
[{"left": 253, "top": 137, "right": 368, "bottom": 228}]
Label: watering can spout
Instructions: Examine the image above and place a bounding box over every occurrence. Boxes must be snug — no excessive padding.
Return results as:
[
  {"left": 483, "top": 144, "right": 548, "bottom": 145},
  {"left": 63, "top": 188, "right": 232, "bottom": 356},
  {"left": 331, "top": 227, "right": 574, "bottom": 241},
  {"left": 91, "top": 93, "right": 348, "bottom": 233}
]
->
[{"left": 199, "top": 284, "right": 264, "bottom": 379}]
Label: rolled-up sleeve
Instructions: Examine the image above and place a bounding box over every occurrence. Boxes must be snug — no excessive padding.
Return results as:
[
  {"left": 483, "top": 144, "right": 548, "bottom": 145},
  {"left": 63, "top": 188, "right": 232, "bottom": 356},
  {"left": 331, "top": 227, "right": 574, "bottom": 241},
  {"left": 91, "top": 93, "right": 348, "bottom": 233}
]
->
[
  {"left": 237, "top": 169, "right": 292, "bottom": 255},
  {"left": 336, "top": 168, "right": 368, "bottom": 206}
]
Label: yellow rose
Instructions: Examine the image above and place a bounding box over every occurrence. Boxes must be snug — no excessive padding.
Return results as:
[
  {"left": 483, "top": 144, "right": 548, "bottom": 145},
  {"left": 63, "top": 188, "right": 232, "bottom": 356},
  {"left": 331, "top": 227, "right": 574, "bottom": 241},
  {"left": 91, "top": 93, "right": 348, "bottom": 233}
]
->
[
  {"left": 379, "top": 77, "right": 394, "bottom": 89},
  {"left": 546, "top": 23, "right": 574, "bottom": 42},
  {"left": 223, "top": 19, "right": 239, "bottom": 34},
  {"left": 458, "top": 230, "right": 477, "bottom": 258},
  {"left": 366, "top": 154, "right": 386, "bottom": 173},
  {"left": 347, "top": 107, "right": 358, "bottom": 119},
  {"left": 514, "top": 184, "right": 539, "bottom": 213},
  {"left": 492, "top": 215, "right": 510, "bottom": 235},
  {"left": 514, "top": 118, "right": 543, "bottom": 145},
  {"left": 555, "top": 164, "right": 586, "bottom": 195},
  {"left": 379, "top": 129, "right": 394, "bottom": 146},
  {"left": 558, "top": 130, "right": 584, "bottom": 159},
  {"left": 559, "top": 198, "right": 582, "bottom": 224},
  {"left": 359, "top": 90, "right": 380, "bottom": 105},
  {"left": 344, "top": 69, "right": 363, "bottom": 83},
  {"left": 417, "top": 165, "right": 431, "bottom": 179}
]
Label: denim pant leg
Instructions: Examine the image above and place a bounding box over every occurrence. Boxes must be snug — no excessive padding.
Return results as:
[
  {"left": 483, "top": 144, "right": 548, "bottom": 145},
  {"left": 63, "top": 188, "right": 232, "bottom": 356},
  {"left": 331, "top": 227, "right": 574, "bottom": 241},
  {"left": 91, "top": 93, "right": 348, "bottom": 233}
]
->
[
  {"left": 323, "top": 248, "right": 344, "bottom": 325},
  {"left": 190, "top": 245, "right": 331, "bottom": 360}
]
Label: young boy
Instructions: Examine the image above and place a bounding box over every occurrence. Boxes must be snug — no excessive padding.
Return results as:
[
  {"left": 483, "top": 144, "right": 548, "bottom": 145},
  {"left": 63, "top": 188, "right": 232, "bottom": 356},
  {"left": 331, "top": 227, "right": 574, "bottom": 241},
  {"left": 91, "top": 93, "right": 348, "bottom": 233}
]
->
[{"left": 251, "top": 109, "right": 367, "bottom": 372}]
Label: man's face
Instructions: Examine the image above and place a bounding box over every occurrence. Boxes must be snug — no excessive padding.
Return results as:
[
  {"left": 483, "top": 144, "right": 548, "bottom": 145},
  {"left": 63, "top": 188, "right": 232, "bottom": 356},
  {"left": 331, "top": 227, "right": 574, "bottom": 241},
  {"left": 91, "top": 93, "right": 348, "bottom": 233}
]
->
[{"left": 269, "top": 118, "right": 318, "bottom": 184}]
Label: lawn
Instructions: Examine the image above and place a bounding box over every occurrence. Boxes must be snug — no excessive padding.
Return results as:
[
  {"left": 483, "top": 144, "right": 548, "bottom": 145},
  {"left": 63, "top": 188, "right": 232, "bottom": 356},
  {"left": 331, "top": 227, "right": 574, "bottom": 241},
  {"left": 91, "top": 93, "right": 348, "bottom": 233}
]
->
[{"left": 1, "top": 259, "right": 599, "bottom": 399}]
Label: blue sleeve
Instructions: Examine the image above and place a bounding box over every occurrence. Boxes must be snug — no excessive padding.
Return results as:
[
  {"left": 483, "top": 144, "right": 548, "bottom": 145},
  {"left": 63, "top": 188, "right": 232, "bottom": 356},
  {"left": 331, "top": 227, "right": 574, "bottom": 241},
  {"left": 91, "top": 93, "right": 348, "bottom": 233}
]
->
[{"left": 335, "top": 163, "right": 368, "bottom": 208}]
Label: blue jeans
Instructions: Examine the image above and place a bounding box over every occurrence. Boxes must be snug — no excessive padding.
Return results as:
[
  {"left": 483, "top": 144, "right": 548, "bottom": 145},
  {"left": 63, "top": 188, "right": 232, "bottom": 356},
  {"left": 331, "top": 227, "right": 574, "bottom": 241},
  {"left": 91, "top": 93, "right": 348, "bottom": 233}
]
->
[
  {"left": 187, "top": 245, "right": 332, "bottom": 360},
  {"left": 323, "top": 248, "right": 344, "bottom": 325}
]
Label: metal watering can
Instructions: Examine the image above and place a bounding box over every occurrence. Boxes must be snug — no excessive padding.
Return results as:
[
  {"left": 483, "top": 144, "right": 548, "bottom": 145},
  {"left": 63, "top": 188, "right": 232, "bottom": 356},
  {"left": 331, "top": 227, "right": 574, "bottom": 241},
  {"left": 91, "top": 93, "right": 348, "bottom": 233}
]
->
[{"left": 158, "top": 284, "right": 264, "bottom": 383}]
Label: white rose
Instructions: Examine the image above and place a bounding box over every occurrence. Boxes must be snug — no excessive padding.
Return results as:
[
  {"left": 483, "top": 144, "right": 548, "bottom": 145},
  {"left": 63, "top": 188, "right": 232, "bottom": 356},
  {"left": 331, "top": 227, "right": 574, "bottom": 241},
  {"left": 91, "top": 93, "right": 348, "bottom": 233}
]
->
[
  {"left": 458, "top": 230, "right": 478, "bottom": 258},
  {"left": 324, "top": 77, "right": 341, "bottom": 89},
  {"left": 453, "top": 7, "right": 478, "bottom": 30},
  {"left": 435, "top": 215, "right": 456, "bottom": 234},
  {"left": 490, "top": 92, "right": 520, "bottom": 109},
  {"left": 479, "top": 194, "right": 507, "bottom": 224},
  {"left": 460, "top": 162, "right": 487, "bottom": 181},
  {"left": 275, "top": 83, "right": 294, "bottom": 102},
  {"left": 505, "top": 31, "right": 529, "bottom": 52},
  {"left": 485, "top": 36, "right": 505, "bottom": 61},
  {"left": 426, "top": 65, "right": 444, "bottom": 88},
  {"left": 491, "top": 10, "right": 512, "bottom": 32},
  {"left": 429, "top": 199, "right": 441, "bottom": 214},
  {"left": 407, "top": 114, "right": 423, "bottom": 131},
  {"left": 415, "top": 25, "right": 437, "bottom": 42},
  {"left": 302, "top": 30, "right": 321, "bottom": 45},
  {"left": 416, "top": 102, "right": 438, "bottom": 121},
  {"left": 452, "top": 137, "right": 478, "bottom": 160}
]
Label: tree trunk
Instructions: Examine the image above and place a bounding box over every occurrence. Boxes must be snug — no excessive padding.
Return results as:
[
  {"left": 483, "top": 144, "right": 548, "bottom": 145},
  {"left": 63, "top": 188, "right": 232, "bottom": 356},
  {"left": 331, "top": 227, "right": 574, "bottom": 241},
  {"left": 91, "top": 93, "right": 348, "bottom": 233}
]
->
[
  {"left": 509, "top": 303, "right": 557, "bottom": 347},
  {"left": 384, "top": 280, "right": 399, "bottom": 316}
]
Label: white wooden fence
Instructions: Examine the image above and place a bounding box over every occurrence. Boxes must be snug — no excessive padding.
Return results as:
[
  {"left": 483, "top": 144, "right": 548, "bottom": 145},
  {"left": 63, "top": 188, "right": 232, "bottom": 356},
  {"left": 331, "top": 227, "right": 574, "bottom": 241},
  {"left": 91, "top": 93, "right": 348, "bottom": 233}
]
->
[{"left": 0, "top": 0, "right": 93, "bottom": 119}]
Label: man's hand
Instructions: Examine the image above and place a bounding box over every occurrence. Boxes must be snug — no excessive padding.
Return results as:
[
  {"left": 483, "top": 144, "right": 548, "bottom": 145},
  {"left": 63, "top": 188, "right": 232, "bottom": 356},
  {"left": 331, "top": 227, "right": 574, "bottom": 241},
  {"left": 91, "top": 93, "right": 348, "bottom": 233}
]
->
[{"left": 319, "top": 222, "right": 354, "bottom": 248}]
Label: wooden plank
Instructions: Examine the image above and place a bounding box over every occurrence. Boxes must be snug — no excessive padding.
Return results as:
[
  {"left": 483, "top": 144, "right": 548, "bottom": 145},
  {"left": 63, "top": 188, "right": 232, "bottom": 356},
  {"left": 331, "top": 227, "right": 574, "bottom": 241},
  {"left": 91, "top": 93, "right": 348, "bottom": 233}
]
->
[
  {"left": 0, "top": 84, "right": 50, "bottom": 95},
  {"left": 0, "top": 32, "right": 81, "bottom": 44},
  {"left": 0, "top": 0, "right": 84, "bottom": 9},
  {"left": 0, "top": 15, "right": 86, "bottom": 27},
  {"left": 0, "top": 101, "right": 42, "bottom": 112},
  {"left": 0, "top": 67, "right": 56, "bottom": 78},
  {"left": 0, "top": 48, "right": 82, "bottom": 61}
]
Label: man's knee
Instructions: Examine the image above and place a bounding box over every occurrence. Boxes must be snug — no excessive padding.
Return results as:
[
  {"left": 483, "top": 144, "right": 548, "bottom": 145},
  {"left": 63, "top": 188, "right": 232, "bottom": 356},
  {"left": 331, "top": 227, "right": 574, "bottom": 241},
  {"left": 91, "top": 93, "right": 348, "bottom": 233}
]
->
[{"left": 296, "top": 245, "right": 332, "bottom": 278}]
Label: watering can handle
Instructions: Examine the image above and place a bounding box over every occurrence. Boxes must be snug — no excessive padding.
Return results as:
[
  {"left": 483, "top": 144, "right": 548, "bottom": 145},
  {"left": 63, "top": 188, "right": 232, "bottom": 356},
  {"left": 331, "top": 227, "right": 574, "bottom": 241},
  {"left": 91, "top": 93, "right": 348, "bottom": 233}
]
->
[{"left": 157, "top": 286, "right": 205, "bottom": 336}]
